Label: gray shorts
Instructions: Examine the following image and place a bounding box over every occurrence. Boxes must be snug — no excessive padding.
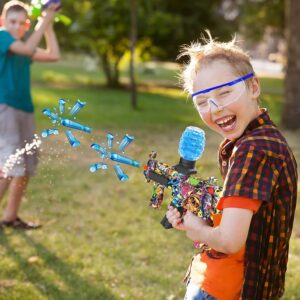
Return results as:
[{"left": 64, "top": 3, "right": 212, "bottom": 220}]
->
[{"left": 0, "top": 104, "right": 38, "bottom": 177}]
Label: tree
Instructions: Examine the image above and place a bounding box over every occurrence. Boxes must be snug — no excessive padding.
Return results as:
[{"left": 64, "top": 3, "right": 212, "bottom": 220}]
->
[
  {"left": 282, "top": 0, "right": 300, "bottom": 129},
  {"left": 227, "top": 0, "right": 300, "bottom": 129},
  {"left": 57, "top": 0, "right": 237, "bottom": 87},
  {"left": 129, "top": 0, "right": 137, "bottom": 109}
]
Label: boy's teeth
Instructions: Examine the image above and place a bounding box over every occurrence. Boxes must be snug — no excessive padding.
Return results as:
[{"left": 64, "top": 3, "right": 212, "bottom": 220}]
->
[{"left": 217, "top": 116, "right": 235, "bottom": 125}]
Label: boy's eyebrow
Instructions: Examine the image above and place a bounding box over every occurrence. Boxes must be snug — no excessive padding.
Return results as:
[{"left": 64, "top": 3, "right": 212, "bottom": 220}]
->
[{"left": 192, "top": 73, "right": 254, "bottom": 97}]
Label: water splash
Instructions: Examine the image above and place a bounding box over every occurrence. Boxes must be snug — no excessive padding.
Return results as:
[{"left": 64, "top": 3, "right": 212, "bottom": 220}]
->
[
  {"left": 1, "top": 134, "right": 42, "bottom": 178},
  {"left": 42, "top": 98, "right": 92, "bottom": 147},
  {"left": 90, "top": 132, "right": 140, "bottom": 181}
]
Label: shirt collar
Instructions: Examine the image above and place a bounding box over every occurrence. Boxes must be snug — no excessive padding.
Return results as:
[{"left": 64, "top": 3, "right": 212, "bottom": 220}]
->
[
  {"left": 243, "top": 108, "right": 272, "bottom": 134},
  {"left": 220, "top": 108, "right": 272, "bottom": 153}
]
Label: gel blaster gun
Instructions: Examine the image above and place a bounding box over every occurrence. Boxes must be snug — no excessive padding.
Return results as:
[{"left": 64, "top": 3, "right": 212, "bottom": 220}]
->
[{"left": 143, "top": 127, "right": 222, "bottom": 229}]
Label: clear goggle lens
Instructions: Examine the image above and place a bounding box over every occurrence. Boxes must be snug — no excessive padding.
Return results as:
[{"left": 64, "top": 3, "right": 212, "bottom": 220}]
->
[{"left": 192, "top": 80, "right": 246, "bottom": 113}]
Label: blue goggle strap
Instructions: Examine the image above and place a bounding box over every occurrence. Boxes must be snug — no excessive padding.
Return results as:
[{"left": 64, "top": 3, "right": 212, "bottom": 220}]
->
[{"left": 191, "top": 73, "right": 255, "bottom": 98}]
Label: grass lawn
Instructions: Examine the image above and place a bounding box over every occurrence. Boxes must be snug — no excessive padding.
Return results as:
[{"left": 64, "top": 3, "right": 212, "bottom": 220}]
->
[{"left": 0, "top": 59, "right": 299, "bottom": 300}]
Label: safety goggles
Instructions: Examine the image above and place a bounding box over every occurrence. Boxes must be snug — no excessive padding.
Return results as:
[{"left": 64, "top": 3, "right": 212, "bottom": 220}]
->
[{"left": 192, "top": 73, "right": 254, "bottom": 113}]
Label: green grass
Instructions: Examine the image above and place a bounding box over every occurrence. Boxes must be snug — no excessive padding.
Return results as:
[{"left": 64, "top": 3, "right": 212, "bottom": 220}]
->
[{"left": 0, "top": 59, "right": 299, "bottom": 300}]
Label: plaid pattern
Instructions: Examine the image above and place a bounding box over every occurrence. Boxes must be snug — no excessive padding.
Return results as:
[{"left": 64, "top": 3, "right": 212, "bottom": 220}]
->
[{"left": 219, "top": 109, "right": 298, "bottom": 299}]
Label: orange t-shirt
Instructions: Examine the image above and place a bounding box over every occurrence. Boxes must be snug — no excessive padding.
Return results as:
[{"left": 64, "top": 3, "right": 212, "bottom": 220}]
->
[{"left": 189, "top": 196, "right": 261, "bottom": 300}]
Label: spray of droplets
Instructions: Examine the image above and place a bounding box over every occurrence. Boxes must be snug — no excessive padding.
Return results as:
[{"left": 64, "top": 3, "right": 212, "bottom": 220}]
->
[
  {"left": 1, "top": 134, "right": 42, "bottom": 178},
  {"left": 90, "top": 133, "right": 140, "bottom": 181},
  {"left": 42, "top": 99, "right": 92, "bottom": 147}
]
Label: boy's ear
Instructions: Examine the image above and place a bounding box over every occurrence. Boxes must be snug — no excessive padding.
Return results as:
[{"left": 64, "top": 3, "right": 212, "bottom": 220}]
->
[
  {"left": 0, "top": 16, "right": 3, "bottom": 27},
  {"left": 250, "top": 77, "right": 261, "bottom": 100},
  {"left": 25, "top": 19, "right": 31, "bottom": 30}
]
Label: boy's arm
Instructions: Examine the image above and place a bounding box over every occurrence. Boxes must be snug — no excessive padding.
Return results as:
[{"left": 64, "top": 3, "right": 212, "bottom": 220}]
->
[
  {"left": 167, "top": 197, "right": 261, "bottom": 254},
  {"left": 32, "top": 24, "right": 60, "bottom": 62},
  {"left": 173, "top": 208, "right": 253, "bottom": 254},
  {"left": 8, "top": 4, "right": 59, "bottom": 57}
]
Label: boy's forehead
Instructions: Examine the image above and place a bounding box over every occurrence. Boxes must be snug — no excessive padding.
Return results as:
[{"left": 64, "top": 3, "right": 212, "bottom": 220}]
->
[
  {"left": 5, "top": 9, "right": 28, "bottom": 20},
  {"left": 193, "top": 60, "right": 237, "bottom": 92}
]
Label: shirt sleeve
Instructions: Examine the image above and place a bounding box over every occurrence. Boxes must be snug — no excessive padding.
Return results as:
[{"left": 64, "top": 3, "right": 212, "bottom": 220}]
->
[
  {"left": 217, "top": 196, "right": 262, "bottom": 213},
  {"left": 222, "top": 143, "right": 281, "bottom": 203},
  {"left": 0, "top": 30, "right": 16, "bottom": 54}
]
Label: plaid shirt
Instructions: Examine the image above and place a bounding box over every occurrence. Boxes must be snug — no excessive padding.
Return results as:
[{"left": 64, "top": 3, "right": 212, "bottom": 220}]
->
[{"left": 219, "top": 109, "right": 298, "bottom": 300}]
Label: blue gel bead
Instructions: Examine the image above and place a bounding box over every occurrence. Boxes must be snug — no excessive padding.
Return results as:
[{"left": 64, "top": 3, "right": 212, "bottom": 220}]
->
[
  {"left": 42, "top": 108, "right": 60, "bottom": 121},
  {"left": 119, "top": 134, "right": 134, "bottom": 152},
  {"left": 61, "top": 118, "right": 92, "bottom": 133},
  {"left": 90, "top": 162, "right": 108, "bottom": 173},
  {"left": 90, "top": 143, "right": 108, "bottom": 156},
  {"left": 109, "top": 152, "right": 140, "bottom": 168},
  {"left": 66, "top": 130, "right": 80, "bottom": 147},
  {"left": 114, "top": 164, "right": 129, "bottom": 181},
  {"left": 58, "top": 98, "right": 66, "bottom": 114},
  {"left": 41, "top": 128, "right": 59, "bottom": 138},
  {"left": 69, "top": 100, "right": 86, "bottom": 116},
  {"left": 107, "top": 133, "right": 114, "bottom": 149}
]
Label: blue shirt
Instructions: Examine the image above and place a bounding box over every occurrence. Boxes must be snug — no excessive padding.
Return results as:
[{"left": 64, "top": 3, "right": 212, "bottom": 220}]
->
[{"left": 0, "top": 28, "right": 34, "bottom": 112}]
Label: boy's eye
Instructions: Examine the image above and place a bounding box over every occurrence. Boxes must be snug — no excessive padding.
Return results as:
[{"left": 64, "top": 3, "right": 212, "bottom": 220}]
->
[
  {"left": 197, "top": 100, "right": 208, "bottom": 107},
  {"left": 219, "top": 90, "right": 231, "bottom": 96}
]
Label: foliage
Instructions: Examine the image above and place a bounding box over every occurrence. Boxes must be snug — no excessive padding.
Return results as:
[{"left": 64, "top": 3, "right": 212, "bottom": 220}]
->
[
  {"left": 223, "top": 0, "right": 285, "bottom": 41},
  {"left": 50, "top": 0, "right": 238, "bottom": 87}
]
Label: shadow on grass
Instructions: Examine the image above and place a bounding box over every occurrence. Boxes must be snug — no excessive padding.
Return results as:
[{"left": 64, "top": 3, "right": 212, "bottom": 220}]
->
[{"left": 0, "top": 232, "right": 117, "bottom": 300}]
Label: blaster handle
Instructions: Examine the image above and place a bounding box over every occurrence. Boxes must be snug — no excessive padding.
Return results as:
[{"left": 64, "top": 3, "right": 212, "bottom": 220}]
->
[{"left": 160, "top": 204, "right": 184, "bottom": 229}]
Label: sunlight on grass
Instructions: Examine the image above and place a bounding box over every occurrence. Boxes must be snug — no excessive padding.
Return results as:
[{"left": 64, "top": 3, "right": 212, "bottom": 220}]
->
[{"left": 0, "top": 60, "right": 298, "bottom": 300}]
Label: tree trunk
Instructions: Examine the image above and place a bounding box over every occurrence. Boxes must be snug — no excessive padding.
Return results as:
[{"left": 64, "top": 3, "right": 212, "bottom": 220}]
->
[
  {"left": 282, "top": 0, "right": 300, "bottom": 129},
  {"left": 100, "top": 53, "right": 113, "bottom": 87},
  {"left": 129, "top": 0, "right": 138, "bottom": 110},
  {"left": 100, "top": 53, "right": 121, "bottom": 88}
]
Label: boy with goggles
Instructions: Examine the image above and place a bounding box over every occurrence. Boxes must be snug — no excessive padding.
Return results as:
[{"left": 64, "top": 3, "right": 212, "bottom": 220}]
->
[{"left": 166, "top": 34, "right": 297, "bottom": 300}]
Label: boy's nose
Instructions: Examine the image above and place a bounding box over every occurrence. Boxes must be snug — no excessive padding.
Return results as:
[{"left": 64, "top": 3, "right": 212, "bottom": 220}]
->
[{"left": 208, "top": 99, "right": 223, "bottom": 113}]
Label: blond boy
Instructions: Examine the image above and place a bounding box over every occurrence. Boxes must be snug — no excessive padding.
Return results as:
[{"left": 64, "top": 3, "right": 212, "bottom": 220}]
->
[{"left": 167, "top": 34, "right": 298, "bottom": 300}]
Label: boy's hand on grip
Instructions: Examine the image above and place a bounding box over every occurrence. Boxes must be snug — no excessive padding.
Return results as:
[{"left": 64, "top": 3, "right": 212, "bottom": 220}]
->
[{"left": 166, "top": 206, "right": 185, "bottom": 231}]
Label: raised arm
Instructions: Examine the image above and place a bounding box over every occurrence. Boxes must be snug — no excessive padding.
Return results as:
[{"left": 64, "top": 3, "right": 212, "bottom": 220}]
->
[
  {"left": 9, "top": 4, "right": 59, "bottom": 57},
  {"left": 32, "top": 23, "right": 60, "bottom": 62}
]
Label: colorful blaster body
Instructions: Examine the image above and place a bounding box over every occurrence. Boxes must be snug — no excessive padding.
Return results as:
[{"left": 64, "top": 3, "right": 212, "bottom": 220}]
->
[{"left": 144, "top": 151, "right": 222, "bottom": 227}]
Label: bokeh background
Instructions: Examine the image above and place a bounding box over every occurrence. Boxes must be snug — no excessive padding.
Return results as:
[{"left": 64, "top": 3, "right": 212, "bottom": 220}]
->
[{"left": 0, "top": 1, "right": 299, "bottom": 299}]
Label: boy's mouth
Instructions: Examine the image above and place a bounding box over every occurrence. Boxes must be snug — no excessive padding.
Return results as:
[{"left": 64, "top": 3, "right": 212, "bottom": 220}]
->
[{"left": 215, "top": 115, "right": 237, "bottom": 131}]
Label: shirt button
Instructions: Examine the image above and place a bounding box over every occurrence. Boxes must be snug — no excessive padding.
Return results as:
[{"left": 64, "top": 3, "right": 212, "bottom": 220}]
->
[{"left": 222, "top": 161, "right": 227, "bottom": 167}]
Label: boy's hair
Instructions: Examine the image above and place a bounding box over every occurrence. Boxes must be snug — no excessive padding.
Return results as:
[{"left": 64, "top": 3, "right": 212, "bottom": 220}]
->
[
  {"left": 1, "top": 0, "right": 29, "bottom": 19},
  {"left": 179, "top": 31, "right": 255, "bottom": 94}
]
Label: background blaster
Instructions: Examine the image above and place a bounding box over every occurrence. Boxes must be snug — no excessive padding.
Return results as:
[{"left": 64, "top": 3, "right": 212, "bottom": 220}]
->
[
  {"left": 30, "top": 0, "right": 72, "bottom": 26},
  {"left": 144, "top": 151, "right": 222, "bottom": 229}
]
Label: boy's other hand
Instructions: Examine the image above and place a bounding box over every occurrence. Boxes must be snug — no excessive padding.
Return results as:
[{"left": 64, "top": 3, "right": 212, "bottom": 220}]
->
[{"left": 166, "top": 206, "right": 186, "bottom": 231}]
